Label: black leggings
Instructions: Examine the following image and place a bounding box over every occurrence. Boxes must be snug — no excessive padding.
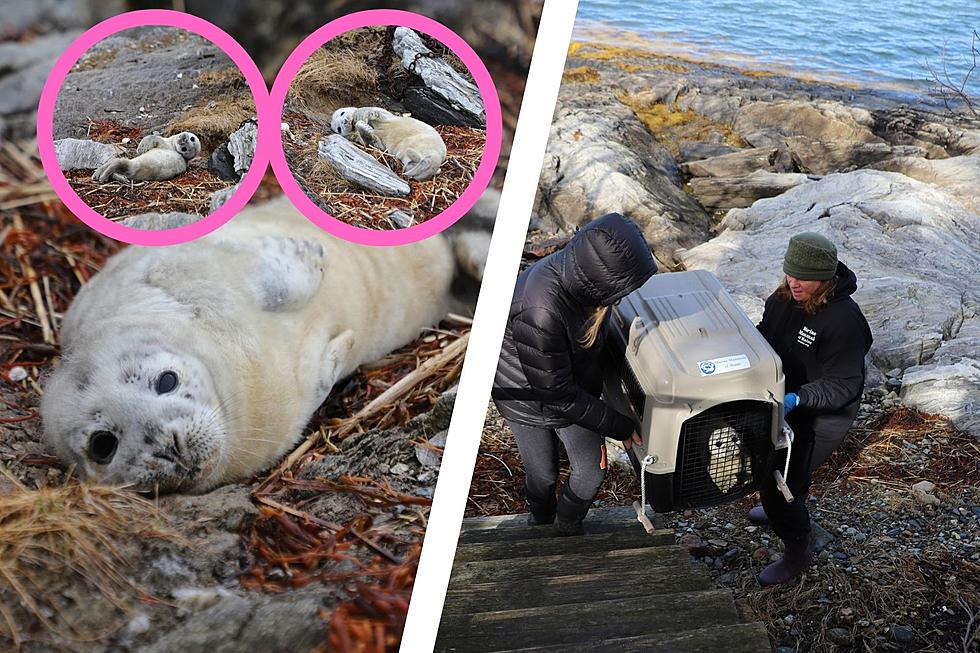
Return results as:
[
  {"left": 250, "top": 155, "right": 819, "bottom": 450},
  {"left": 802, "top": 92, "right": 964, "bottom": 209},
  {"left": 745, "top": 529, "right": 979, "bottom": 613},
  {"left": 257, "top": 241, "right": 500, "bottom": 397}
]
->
[
  {"left": 504, "top": 419, "right": 607, "bottom": 522},
  {"left": 760, "top": 403, "right": 859, "bottom": 543}
]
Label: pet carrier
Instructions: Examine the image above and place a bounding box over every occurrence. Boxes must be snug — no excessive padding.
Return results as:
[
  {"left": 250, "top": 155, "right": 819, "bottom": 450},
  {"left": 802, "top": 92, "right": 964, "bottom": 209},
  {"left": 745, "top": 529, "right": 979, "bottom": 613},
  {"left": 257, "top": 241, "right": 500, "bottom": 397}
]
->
[{"left": 603, "top": 270, "right": 794, "bottom": 513}]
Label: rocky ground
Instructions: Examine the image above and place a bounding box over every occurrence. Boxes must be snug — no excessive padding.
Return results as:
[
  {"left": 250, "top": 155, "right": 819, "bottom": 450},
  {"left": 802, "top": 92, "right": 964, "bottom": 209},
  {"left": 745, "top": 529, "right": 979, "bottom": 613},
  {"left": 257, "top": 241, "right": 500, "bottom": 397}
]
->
[{"left": 470, "top": 33, "right": 980, "bottom": 653}]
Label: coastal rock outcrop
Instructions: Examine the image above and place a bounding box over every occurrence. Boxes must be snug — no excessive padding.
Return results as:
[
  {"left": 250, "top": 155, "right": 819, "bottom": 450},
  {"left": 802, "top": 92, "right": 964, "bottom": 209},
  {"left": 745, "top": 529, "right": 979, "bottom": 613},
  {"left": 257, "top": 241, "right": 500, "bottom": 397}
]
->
[{"left": 535, "top": 91, "right": 711, "bottom": 266}]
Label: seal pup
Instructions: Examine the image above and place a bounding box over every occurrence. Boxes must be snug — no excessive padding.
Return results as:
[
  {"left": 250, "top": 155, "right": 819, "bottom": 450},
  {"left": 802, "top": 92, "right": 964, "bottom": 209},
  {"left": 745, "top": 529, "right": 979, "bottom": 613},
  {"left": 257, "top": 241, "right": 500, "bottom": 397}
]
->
[
  {"left": 331, "top": 107, "right": 447, "bottom": 181},
  {"left": 41, "top": 196, "right": 454, "bottom": 493},
  {"left": 92, "top": 131, "right": 201, "bottom": 183}
]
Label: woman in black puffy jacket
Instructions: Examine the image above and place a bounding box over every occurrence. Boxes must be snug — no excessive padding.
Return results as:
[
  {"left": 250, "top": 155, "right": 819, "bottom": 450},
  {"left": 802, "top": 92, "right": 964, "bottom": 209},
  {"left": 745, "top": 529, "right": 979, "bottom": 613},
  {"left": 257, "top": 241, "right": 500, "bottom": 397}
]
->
[
  {"left": 491, "top": 213, "right": 657, "bottom": 535},
  {"left": 753, "top": 232, "right": 873, "bottom": 585}
]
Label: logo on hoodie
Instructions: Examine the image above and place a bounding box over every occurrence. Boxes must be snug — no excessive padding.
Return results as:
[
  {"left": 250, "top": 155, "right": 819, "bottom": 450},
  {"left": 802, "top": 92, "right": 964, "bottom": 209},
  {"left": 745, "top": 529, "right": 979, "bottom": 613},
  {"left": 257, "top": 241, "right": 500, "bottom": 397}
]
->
[{"left": 797, "top": 326, "right": 817, "bottom": 347}]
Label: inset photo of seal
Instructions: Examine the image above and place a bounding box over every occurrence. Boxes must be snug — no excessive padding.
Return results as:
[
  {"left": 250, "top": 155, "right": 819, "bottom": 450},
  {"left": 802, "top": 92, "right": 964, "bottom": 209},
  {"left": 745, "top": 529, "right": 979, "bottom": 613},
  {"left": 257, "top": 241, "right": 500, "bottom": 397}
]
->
[
  {"left": 270, "top": 10, "right": 502, "bottom": 245},
  {"left": 37, "top": 11, "right": 270, "bottom": 245}
]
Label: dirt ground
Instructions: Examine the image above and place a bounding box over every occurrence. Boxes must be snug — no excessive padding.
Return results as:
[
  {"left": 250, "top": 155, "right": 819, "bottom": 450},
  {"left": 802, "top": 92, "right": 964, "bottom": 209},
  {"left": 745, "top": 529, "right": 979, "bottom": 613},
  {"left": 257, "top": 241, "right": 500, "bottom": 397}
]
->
[{"left": 53, "top": 26, "right": 256, "bottom": 221}]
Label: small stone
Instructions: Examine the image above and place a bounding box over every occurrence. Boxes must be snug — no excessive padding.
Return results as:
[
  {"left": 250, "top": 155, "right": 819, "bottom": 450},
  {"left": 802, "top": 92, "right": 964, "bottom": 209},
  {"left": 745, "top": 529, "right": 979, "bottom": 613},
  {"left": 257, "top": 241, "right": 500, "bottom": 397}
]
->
[
  {"left": 723, "top": 547, "right": 740, "bottom": 561},
  {"left": 7, "top": 366, "right": 27, "bottom": 382},
  {"left": 828, "top": 628, "right": 853, "bottom": 645},
  {"left": 913, "top": 488, "right": 941, "bottom": 507},
  {"left": 911, "top": 480, "right": 936, "bottom": 493},
  {"left": 891, "top": 625, "right": 913, "bottom": 643},
  {"left": 752, "top": 546, "right": 770, "bottom": 562},
  {"left": 390, "top": 462, "right": 411, "bottom": 475},
  {"left": 783, "top": 614, "right": 796, "bottom": 626}
]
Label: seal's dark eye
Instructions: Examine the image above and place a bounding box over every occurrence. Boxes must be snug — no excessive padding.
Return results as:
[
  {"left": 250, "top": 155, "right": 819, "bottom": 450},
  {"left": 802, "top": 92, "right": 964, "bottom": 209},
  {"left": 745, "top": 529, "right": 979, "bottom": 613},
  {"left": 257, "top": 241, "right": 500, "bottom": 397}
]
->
[{"left": 156, "top": 371, "right": 178, "bottom": 394}]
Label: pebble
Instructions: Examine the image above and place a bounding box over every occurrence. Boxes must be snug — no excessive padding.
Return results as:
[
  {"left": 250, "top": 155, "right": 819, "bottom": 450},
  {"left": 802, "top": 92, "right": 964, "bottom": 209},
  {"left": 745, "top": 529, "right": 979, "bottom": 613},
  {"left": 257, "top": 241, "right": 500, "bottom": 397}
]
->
[
  {"left": 783, "top": 614, "right": 796, "bottom": 626},
  {"left": 828, "top": 628, "right": 853, "bottom": 645},
  {"left": 7, "top": 366, "right": 27, "bottom": 382},
  {"left": 752, "top": 546, "right": 770, "bottom": 562},
  {"left": 891, "top": 625, "right": 914, "bottom": 643}
]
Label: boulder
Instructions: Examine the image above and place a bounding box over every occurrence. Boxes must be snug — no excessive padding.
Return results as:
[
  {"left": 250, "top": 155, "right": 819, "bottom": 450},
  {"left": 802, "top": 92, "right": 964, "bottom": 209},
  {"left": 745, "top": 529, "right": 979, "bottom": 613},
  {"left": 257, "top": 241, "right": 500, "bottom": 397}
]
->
[
  {"left": 53, "top": 138, "right": 120, "bottom": 170},
  {"left": 688, "top": 170, "right": 812, "bottom": 210},
  {"left": 733, "top": 100, "right": 883, "bottom": 149},
  {"left": 680, "top": 170, "right": 980, "bottom": 431},
  {"left": 785, "top": 137, "right": 927, "bottom": 175},
  {"left": 677, "top": 141, "right": 740, "bottom": 163},
  {"left": 120, "top": 212, "right": 203, "bottom": 230},
  {"left": 878, "top": 109, "right": 980, "bottom": 157},
  {"left": 872, "top": 155, "right": 980, "bottom": 212},
  {"left": 535, "top": 91, "right": 711, "bottom": 266},
  {"left": 681, "top": 147, "right": 791, "bottom": 178},
  {"left": 0, "top": 31, "right": 81, "bottom": 118}
]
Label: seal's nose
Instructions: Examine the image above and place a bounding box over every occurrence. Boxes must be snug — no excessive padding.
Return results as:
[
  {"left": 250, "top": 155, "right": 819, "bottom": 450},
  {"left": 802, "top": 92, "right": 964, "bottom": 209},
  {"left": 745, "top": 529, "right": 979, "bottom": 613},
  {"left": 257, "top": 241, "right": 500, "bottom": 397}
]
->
[{"left": 88, "top": 430, "right": 118, "bottom": 465}]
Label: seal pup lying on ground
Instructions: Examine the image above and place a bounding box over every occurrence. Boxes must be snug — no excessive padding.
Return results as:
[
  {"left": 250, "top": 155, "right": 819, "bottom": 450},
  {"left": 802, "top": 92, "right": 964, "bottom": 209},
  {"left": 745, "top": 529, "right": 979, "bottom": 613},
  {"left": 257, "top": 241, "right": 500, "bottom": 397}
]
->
[
  {"left": 331, "top": 107, "right": 447, "bottom": 181},
  {"left": 92, "top": 131, "right": 201, "bottom": 183},
  {"left": 41, "top": 196, "right": 454, "bottom": 493}
]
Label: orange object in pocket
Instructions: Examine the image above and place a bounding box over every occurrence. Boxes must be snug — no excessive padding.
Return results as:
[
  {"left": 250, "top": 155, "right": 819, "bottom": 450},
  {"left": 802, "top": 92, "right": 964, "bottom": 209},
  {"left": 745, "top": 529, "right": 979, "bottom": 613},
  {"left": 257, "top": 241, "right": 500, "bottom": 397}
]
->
[{"left": 599, "top": 443, "right": 607, "bottom": 470}]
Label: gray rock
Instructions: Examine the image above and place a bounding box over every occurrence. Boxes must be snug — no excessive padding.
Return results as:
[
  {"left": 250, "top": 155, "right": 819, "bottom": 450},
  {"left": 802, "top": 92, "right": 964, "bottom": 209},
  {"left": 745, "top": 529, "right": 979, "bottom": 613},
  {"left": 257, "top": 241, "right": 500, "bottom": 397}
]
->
[
  {"left": 535, "top": 91, "right": 710, "bottom": 266},
  {"left": 873, "top": 155, "right": 980, "bottom": 212},
  {"left": 681, "top": 170, "right": 980, "bottom": 430},
  {"left": 733, "top": 100, "right": 883, "bottom": 149},
  {"left": 688, "top": 170, "right": 812, "bottom": 210},
  {"left": 209, "top": 143, "right": 237, "bottom": 181},
  {"left": 0, "top": 31, "right": 81, "bottom": 116},
  {"left": 228, "top": 119, "right": 257, "bottom": 177},
  {"left": 53, "top": 138, "right": 120, "bottom": 170},
  {"left": 682, "top": 147, "right": 789, "bottom": 178},
  {"left": 389, "top": 209, "right": 414, "bottom": 228},
  {"left": 120, "top": 212, "right": 203, "bottom": 230},
  {"left": 209, "top": 184, "right": 241, "bottom": 213},
  {"left": 677, "top": 141, "right": 740, "bottom": 162},
  {"left": 1, "top": 0, "right": 123, "bottom": 37},
  {"left": 786, "top": 137, "right": 927, "bottom": 175}
]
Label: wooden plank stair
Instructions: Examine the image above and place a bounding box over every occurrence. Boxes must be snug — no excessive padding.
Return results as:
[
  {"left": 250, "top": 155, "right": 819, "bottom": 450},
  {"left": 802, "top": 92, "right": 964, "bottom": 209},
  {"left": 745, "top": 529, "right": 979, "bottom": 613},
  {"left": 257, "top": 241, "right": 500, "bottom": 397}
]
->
[{"left": 437, "top": 506, "right": 771, "bottom": 652}]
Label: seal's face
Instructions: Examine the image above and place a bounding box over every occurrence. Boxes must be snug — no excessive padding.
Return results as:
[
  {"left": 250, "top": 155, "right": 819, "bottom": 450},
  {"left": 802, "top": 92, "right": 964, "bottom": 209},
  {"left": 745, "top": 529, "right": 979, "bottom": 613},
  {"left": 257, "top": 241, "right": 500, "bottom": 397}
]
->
[
  {"left": 174, "top": 132, "right": 201, "bottom": 160},
  {"left": 41, "top": 341, "right": 226, "bottom": 493},
  {"left": 330, "top": 108, "right": 356, "bottom": 136}
]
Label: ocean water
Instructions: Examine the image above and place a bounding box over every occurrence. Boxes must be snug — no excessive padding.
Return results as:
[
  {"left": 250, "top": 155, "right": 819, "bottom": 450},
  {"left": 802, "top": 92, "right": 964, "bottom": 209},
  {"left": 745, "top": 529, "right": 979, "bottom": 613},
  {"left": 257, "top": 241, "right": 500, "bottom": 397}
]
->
[{"left": 576, "top": 0, "right": 980, "bottom": 96}]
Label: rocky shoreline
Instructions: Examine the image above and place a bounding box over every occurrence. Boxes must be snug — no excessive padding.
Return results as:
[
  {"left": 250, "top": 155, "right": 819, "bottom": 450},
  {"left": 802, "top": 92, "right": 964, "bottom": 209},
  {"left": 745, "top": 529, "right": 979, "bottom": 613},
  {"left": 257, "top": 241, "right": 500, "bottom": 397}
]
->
[{"left": 533, "top": 36, "right": 980, "bottom": 443}]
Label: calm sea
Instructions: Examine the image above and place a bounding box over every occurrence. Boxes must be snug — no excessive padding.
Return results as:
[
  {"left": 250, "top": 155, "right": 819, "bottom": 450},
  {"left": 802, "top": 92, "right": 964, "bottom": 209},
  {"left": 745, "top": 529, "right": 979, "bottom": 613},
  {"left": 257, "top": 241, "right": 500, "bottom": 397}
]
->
[{"left": 576, "top": 0, "right": 979, "bottom": 96}]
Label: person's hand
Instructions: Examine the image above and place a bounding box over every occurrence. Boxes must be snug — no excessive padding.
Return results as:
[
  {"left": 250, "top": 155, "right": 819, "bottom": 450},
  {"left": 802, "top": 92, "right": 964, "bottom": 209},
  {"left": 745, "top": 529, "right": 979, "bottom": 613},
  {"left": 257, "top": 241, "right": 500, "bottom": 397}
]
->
[
  {"left": 622, "top": 430, "right": 642, "bottom": 449},
  {"left": 783, "top": 392, "right": 799, "bottom": 417}
]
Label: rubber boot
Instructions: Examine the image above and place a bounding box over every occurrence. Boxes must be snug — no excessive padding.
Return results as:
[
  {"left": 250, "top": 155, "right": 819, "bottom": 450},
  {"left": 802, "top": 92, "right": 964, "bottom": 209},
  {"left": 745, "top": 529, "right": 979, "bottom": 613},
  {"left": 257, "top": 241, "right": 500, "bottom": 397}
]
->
[
  {"left": 554, "top": 486, "right": 590, "bottom": 537},
  {"left": 758, "top": 536, "right": 813, "bottom": 586},
  {"left": 526, "top": 496, "right": 556, "bottom": 526},
  {"left": 747, "top": 504, "right": 770, "bottom": 525}
]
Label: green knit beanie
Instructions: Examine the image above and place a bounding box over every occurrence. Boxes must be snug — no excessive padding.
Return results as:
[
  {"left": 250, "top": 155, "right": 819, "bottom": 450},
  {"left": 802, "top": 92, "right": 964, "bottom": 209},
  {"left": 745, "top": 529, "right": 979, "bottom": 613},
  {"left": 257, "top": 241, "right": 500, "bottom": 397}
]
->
[{"left": 782, "top": 232, "right": 838, "bottom": 280}]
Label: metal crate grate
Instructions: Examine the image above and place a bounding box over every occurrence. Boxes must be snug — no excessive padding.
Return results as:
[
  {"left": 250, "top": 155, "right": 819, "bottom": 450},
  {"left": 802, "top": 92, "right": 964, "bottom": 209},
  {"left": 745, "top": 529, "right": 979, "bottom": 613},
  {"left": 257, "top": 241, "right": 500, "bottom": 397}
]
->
[
  {"left": 621, "top": 362, "right": 645, "bottom": 416},
  {"left": 674, "top": 400, "right": 772, "bottom": 508}
]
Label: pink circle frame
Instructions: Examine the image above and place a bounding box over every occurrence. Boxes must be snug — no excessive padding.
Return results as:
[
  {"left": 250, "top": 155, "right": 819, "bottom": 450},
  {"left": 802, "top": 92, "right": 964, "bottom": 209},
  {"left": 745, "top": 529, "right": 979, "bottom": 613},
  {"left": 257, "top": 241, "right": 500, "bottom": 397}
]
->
[
  {"left": 268, "top": 10, "right": 503, "bottom": 246},
  {"left": 37, "top": 10, "right": 272, "bottom": 246}
]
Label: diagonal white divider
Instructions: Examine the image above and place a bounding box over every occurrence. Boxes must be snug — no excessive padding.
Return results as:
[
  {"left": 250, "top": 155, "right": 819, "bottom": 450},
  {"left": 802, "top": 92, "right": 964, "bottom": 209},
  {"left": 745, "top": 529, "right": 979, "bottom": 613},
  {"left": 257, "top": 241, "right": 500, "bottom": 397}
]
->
[{"left": 400, "top": 1, "right": 581, "bottom": 650}]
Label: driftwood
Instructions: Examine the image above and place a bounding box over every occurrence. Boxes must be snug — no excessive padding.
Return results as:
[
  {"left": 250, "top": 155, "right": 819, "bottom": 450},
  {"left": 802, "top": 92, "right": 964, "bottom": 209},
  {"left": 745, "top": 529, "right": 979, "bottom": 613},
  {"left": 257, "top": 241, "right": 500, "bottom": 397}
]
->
[
  {"left": 228, "top": 119, "right": 257, "bottom": 176},
  {"left": 393, "top": 27, "right": 485, "bottom": 123},
  {"left": 388, "top": 209, "right": 414, "bottom": 228},
  {"left": 53, "top": 138, "right": 120, "bottom": 171},
  {"left": 317, "top": 134, "right": 410, "bottom": 197}
]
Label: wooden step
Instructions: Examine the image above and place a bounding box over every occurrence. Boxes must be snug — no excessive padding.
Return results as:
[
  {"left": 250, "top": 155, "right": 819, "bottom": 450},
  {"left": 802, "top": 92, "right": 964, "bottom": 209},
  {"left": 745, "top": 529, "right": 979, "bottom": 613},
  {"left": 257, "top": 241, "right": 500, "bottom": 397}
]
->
[
  {"left": 436, "top": 589, "right": 740, "bottom": 652},
  {"left": 449, "top": 545, "right": 688, "bottom": 587},
  {"left": 441, "top": 566, "right": 712, "bottom": 614},
  {"left": 460, "top": 506, "right": 656, "bottom": 543},
  {"left": 499, "top": 622, "right": 773, "bottom": 653},
  {"left": 454, "top": 529, "right": 674, "bottom": 562}
]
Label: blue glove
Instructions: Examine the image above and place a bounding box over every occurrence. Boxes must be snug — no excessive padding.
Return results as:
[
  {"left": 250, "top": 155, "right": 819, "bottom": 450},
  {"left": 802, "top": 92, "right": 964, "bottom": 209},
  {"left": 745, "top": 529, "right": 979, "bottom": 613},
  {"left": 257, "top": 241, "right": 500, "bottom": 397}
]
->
[{"left": 783, "top": 392, "right": 799, "bottom": 417}]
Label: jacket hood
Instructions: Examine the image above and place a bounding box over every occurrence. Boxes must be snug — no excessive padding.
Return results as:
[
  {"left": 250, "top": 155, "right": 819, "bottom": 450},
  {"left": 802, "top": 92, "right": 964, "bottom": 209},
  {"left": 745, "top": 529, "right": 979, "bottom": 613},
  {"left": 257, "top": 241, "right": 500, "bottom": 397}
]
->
[
  {"left": 830, "top": 261, "right": 858, "bottom": 301},
  {"left": 558, "top": 213, "right": 658, "bottom": 307}
]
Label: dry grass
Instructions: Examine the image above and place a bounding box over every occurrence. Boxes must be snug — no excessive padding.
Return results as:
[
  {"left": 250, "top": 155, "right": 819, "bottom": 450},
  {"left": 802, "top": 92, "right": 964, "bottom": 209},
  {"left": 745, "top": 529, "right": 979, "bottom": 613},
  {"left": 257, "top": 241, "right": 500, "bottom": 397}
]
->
[
  {"left": 288, "top": 46, "right": 382, "bottom": 117},
  {"left": 168, "top": 94, "right": 256, "bottom": 156},
  {"left": 65, "top": 167, "right": 229, "bottom": 221},
  {"left": 283, "top": 111, "right": 485, "bottom": 230},
  {"left": 0, "top": 474, "right": 174, "bottom": 647}
]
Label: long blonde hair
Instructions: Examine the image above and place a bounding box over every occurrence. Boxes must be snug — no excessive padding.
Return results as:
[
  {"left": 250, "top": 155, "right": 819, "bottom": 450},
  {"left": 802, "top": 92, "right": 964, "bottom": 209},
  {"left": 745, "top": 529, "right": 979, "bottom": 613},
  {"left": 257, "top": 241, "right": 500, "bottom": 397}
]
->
[
  {"left": 579, "top": 305, "right": 610, "bottom": 348},
  {"left": 775, "top": 277, "right": 837, "bottom": 315}
]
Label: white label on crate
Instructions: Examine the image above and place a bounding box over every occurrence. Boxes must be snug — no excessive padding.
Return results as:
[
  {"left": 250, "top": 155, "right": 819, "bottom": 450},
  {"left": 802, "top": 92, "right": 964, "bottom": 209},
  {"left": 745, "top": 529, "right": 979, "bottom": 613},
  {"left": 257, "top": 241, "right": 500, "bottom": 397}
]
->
[{"left": 697, "top": 354, "right": 751, "bottom": 376}]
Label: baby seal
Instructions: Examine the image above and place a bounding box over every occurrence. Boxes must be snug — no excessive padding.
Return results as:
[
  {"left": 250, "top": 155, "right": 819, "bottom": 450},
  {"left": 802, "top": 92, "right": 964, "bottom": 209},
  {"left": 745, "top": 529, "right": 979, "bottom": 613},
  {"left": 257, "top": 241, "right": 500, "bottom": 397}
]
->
[
  {"left": 93, "top": 131, "right": 201, "bottom": 183},
  {"left": 41, "top": 196, "right": 454, "bottom": 493},
  {"left": 331, "top": 107, "right": 447, "bottom": 181}
]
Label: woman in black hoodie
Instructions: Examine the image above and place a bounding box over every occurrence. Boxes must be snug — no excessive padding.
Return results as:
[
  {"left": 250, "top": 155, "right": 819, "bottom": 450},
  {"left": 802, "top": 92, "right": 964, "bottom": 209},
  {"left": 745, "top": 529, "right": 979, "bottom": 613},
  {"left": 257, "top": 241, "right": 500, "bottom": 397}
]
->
[
  {"left": 753, "top": 232, "right": 873, "bottom": 585},
  {"left": 492, "top": 213, "right": 657, "bottom": 535}
]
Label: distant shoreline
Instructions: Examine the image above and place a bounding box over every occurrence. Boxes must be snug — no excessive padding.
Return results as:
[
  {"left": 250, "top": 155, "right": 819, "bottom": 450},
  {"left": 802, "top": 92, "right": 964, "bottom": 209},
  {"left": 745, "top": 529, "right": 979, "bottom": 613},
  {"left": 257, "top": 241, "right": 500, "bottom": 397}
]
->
[{"left": 573, "top": 22, "right": 937, "bottom": 101}]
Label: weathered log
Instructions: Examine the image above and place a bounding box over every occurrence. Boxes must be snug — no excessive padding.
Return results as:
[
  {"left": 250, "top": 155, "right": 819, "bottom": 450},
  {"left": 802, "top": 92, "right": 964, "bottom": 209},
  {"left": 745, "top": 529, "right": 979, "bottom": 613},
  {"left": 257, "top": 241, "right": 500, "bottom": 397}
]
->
[
  {"left": 317, "top": 134, "right": 410, "bottom": 197},
  {"left": 392, "top": 27, "right": 484, "bottom": 123},
  {"left": 228, "top": 119, "right": 257, "bottom": 175},
  {"left": 54, "top": 138, "right": 120, "bottom": 170},
  {"left": 403, "top": 86, "right": 484, "bottom": 128},
  {"left": 388, "top": 209, "right": 414, "bottom": 228}
]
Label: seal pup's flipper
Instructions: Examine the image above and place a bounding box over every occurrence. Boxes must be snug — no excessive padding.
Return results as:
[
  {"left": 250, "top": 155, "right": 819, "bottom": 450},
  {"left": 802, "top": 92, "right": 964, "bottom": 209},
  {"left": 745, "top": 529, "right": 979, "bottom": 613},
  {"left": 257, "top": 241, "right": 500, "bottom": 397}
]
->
[
  {"left": 247, "top": 236, "right": 326, "bottom": 312},
  {"left": 315, "top": 330, "right": 356, "bottom": 396}
]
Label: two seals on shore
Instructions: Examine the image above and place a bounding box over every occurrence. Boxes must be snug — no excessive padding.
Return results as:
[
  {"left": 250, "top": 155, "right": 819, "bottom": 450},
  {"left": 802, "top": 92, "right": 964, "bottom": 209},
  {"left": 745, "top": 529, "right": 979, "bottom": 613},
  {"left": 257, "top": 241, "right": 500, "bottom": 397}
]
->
[
  {"left": 41, "top": 196, "right": 455, "bottom": 492},
  {"left": 92, "top": 131, "right": 201, "bottom": 183},
  {"left": 331, "top": 107, "right": 447, "bottom": 181}
]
